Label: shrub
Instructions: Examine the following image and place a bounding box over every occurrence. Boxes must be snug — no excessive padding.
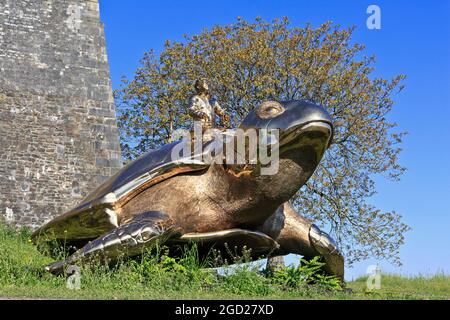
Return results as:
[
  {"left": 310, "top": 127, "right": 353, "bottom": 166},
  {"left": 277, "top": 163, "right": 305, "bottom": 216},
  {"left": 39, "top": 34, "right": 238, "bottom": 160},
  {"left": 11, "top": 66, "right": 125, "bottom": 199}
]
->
[{"left": 269, "top": 256, "right": 342, "bottom": 291}]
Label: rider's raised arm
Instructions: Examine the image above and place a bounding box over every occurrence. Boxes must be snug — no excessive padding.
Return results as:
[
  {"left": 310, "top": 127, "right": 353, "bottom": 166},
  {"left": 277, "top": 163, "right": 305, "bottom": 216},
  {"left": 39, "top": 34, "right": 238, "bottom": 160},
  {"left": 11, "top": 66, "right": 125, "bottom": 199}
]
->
[{"left": 211, "top": 98, "right": 225, "bottom": 116}]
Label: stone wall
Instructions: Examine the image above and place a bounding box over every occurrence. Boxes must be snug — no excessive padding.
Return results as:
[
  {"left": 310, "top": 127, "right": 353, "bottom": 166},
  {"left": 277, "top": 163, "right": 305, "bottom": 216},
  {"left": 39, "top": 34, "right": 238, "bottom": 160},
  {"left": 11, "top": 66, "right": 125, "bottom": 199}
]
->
[{"left": 0, "top": 0, "right": 122, "bottom": 228}]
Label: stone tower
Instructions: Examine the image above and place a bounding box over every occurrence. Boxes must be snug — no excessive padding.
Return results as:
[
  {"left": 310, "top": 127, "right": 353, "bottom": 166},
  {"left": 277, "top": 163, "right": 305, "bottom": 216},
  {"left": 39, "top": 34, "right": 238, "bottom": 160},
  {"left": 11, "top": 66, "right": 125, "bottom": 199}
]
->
[{"left": 0, "top": 0, "right": 122, "bottom": 228}]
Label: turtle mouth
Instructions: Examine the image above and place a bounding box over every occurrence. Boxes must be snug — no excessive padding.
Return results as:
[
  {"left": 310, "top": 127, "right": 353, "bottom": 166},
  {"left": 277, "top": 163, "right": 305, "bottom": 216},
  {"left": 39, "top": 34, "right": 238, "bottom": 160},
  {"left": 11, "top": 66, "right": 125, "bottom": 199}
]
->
[
  {"left": 278, "top": 121, "right": 333, "bottom": 164},
  {"left": 270, "top": 121, "right": 333, "bottom": 178},
  {"left": 280, "top": 120, "right": 333, "bottom": 148}
]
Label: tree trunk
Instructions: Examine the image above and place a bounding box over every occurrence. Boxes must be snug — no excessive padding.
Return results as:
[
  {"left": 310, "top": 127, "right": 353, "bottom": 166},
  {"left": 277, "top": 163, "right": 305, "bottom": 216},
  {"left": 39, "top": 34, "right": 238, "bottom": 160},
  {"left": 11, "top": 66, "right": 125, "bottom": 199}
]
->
[{"left": 266, "top": 255, "right": 285, "bottom": 272}]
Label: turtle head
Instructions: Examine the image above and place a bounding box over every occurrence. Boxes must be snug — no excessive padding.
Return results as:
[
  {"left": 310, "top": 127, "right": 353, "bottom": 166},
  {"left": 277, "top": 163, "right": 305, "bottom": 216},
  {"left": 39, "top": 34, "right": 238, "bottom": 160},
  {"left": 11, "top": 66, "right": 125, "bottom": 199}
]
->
[
  {"left": 239, "top": 100, "right": 333, "bottom": 166},
  {"left": 240, "top": 99, "right": 333, "bottom": 148},
  {"left": 236, "top": 100, "right": 333, "bottom": 203}
]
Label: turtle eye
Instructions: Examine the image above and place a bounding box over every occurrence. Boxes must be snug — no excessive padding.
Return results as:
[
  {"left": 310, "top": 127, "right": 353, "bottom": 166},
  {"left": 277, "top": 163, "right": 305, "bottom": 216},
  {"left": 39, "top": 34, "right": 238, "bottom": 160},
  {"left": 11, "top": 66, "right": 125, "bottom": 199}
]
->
[{"left": 256, "top": 101, "right": 285, "bottom": 119}]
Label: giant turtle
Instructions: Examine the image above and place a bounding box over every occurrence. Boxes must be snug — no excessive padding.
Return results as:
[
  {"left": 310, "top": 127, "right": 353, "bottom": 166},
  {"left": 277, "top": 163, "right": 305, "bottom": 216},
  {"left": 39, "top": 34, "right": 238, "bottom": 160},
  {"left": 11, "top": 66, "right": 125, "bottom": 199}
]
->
[{"left": 32, "top": 100, "right": 344, "bottom": 280}]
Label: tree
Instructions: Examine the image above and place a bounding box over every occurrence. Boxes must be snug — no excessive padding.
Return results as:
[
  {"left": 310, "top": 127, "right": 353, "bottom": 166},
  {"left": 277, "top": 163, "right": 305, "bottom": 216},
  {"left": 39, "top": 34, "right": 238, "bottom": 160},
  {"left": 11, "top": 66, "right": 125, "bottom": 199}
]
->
[{"left": 115, "top": 17, "right": 410, "bottom": 266}]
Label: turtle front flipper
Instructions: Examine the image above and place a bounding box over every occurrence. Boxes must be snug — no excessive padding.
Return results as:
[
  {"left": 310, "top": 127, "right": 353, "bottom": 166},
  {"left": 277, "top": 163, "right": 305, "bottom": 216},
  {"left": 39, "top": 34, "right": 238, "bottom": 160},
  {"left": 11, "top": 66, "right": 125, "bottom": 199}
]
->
[
  {"left": 259, "top": 202, "right": 344, "bottom": 281},
  {"left": 45, "top": 211, "right": 180, "bottom": 275},
  {"left": 308, "top": 224, "right": 344, "bottom": 281}
]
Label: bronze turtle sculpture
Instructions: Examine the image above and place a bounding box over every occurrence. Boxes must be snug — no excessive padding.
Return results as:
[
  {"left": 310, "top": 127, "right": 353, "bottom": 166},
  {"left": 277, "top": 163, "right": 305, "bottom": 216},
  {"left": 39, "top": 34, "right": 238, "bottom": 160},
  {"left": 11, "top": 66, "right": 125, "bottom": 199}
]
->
[{"left": 32, "top": 100, "right": 344, "bottom": 280}]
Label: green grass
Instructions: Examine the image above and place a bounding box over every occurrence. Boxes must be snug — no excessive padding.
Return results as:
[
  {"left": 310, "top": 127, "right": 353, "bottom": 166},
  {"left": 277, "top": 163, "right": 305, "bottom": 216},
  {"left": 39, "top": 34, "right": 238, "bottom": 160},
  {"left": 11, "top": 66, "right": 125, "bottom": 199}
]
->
[
  {"left": 350, "top": 273, "right": 450, "bottom": 300},
  {"left": 0, "top": 223, "right": 449, "bottom": 300}
]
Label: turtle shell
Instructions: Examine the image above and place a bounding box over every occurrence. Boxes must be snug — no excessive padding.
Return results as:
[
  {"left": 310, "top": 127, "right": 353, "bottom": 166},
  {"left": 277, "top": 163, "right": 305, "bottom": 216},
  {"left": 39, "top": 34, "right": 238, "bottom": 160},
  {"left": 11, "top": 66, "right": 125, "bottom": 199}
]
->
[{"left": 32, "top": 138, "right": 219, "bottom": 242}]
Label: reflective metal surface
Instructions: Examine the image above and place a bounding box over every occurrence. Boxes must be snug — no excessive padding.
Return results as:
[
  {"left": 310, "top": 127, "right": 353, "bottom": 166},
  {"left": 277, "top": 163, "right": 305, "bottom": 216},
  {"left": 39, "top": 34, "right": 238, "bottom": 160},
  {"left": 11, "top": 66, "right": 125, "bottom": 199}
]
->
[
  {"left": 33, "top": 99, "right": 344, "bottom": 281},
  {"left": 178, "top": 229, "right": 279, "bottom": 261},
  {"left": 32, "top": 140, "right": 212, "bottom": 241},
  {"left": 309, "top": 224, "right": 345, "bottom": 280},
  {"left": 45, "top": 211, "right": 181, "bottom": 274},
  {"left": 188, "top": 79, "right": 226, "bottom": 128},
  {"left": 241, "top": 100, "right": 332, "bottom": 134}
]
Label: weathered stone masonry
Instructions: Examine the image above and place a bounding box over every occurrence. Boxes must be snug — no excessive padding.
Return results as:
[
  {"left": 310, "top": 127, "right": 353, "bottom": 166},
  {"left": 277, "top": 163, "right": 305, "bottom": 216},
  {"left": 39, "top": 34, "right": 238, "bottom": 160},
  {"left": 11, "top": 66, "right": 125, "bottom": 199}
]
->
[{"left": 0, "top": 0, "right": 122, "bottom": 228}]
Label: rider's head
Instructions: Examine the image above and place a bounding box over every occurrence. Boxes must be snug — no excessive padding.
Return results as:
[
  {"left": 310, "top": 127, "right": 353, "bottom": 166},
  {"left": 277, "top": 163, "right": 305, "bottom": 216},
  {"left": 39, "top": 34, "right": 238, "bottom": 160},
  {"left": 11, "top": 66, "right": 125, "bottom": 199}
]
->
[{"left": 194, "top": 79, "right": 209, "bottom": 95}]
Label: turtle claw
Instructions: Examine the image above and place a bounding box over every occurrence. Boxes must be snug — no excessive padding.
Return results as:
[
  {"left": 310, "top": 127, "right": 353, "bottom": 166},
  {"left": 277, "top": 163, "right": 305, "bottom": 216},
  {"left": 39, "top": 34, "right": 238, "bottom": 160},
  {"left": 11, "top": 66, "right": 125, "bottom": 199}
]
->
[
  {"left": 44, "top": 260, "right": 66, "bottom": 275},
  {"left": 309, "top": 224, "right": 344, "bottom": 281}
]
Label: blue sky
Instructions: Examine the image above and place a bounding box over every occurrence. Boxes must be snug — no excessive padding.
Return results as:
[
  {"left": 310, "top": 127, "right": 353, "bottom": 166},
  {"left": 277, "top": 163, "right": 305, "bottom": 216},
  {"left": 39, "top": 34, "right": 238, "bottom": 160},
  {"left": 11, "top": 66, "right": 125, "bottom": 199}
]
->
[{"left": 99, "top": 0, "right": 450, "bottom": 280}]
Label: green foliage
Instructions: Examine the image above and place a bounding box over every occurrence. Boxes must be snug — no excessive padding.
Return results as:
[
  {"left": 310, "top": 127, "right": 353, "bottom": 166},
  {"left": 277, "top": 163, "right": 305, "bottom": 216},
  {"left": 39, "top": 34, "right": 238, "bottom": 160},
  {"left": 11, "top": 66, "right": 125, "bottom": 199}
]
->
[
  {"left": 115, "top": 16, "right": 409, "bottom": 266},
  {"left": 351, "top": 273, "right": 450, "bottom": 300},
  {"left": 269, "top": 257, "right": 342, "bottom": 291},
  {"left": 0, "top": 223, "right": 448, "bottom": 300},
  {"left": 125, "top": 245, "right": 217, "bottom": 292},
  {"left": 0, "top": 224, "right": 61, "bottom": 287}
]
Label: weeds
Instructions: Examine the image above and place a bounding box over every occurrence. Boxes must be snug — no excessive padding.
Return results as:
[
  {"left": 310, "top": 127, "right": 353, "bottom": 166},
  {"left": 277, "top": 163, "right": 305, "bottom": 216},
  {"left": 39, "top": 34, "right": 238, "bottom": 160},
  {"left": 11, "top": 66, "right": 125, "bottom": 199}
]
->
[
  {"left": 268, "top": 256, "right": 342, "bottom": 291},
  {"left": 0, "top": 223, "right": 448, "bottom": 299}
]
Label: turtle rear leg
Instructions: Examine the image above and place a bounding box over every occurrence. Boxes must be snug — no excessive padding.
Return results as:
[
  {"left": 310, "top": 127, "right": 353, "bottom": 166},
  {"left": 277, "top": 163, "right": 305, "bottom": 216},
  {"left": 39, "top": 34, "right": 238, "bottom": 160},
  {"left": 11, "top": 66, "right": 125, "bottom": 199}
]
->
[{"left": 45, "top": 211, "right": 180, "bottom": 274}]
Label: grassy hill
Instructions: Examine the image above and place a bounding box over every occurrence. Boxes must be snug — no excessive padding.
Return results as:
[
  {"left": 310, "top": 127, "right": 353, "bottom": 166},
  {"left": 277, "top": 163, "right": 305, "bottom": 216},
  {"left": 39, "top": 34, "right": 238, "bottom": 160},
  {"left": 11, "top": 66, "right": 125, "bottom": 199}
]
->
[{"left": 0, "top": 223, "right": 448, "bottom": 300}]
